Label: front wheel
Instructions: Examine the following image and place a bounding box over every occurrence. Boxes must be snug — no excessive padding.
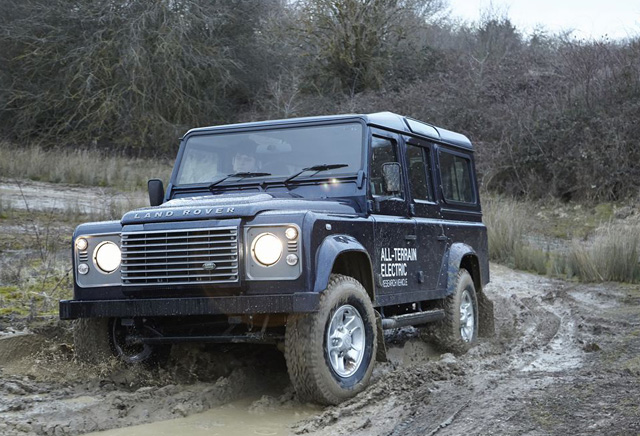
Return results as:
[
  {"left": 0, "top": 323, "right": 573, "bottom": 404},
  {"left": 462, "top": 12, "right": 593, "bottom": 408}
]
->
[
  {"left": 73, "top": 317, "right": 169, "bottom": 366},
  {"left": 285, "top": 274, "right": 377, "bottom": 405},
  {"left": 110, "top": 318, "right": 170, "bottom": 365}
]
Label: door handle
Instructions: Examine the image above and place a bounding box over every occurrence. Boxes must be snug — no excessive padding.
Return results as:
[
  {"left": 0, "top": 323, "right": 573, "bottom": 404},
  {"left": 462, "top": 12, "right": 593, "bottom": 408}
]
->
[
  {"left": 405, "top": 235, "right": 417, "bottom": 241},
  {"left": 437, "top": 235, "right": 447, "bottom": 241}
]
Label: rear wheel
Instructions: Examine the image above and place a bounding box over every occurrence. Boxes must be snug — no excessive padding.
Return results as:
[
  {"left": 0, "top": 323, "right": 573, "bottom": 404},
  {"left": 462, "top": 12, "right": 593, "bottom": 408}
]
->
[
  {"left": 285, "top": 274, "right": 377, "bottom": 405},
  {"left": 422, "top": 270, "right": 478, "bottom": 354}
]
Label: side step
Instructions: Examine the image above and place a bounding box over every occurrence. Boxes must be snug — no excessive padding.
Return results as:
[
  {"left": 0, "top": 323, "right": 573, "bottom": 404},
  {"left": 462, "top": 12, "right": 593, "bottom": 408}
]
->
[
  {"left": 137, "top": 333, "right": 283, "bottom": 345},
  {"left": 381, "top": 309, "right": 445, "bottom": 330}
]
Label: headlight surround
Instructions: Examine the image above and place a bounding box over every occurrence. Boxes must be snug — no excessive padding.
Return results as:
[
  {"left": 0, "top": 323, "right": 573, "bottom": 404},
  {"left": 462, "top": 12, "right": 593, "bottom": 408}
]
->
[
  {"left": 94, "top": 241, "right": 122, "bottom": 273},
  {"left": 251, "top": 233, "right": 283, "bottom": 266},
  {"left": 245, "top": 224, "right": 301, "bottom": 280}
]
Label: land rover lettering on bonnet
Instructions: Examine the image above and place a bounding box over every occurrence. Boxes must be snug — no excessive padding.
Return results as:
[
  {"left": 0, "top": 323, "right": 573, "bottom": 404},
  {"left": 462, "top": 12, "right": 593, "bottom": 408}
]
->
[{"left": 60, "top": 112, "right": 493, "bottom": 405}]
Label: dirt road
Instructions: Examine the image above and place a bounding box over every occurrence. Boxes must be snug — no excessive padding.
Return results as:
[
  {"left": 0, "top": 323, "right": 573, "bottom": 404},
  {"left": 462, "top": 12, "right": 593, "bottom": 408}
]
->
[{"left": 1, "top": 264, "right": 639, "bottom": 435}]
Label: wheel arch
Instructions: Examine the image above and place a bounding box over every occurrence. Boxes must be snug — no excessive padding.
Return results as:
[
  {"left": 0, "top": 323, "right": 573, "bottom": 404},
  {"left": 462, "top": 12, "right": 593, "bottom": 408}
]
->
[
  {"left": 445, "top": 243, "right": 483, "bottom": 297},
  {"left": 445, "top": 242, "right": 495, "bottom": 338},
  {"left": 313, "top": 235, "right": 375, "bottom": 302}
]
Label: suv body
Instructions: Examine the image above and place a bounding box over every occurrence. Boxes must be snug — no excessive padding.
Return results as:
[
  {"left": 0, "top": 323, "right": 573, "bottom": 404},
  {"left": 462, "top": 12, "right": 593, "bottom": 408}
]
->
[{"left": 60, "top": 112, "right": 491, "bottom": 404}]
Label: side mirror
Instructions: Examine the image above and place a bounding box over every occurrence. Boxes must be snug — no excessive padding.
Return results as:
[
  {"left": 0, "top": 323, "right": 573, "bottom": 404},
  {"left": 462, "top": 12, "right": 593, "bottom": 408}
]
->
[
  {"left": 382, "top": 162, "right": 401, "bottom": 194},
  {"left": 148, "top": 179, "right": 165, "bottom": 207}
]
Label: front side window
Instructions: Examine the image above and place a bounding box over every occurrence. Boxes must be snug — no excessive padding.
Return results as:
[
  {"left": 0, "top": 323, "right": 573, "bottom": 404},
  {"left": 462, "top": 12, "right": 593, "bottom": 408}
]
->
[
  {"left": 407, "top": 144, "right": 433, "bottom": 201},
  {"left": 175, "top": 123, "right": 364, "bottom": 185},
  {"left": 370, "top": 136, "right": 403, "bottom": 198},
  {"left": 439, "top": 151, "right": 475, "bottom": 204}
]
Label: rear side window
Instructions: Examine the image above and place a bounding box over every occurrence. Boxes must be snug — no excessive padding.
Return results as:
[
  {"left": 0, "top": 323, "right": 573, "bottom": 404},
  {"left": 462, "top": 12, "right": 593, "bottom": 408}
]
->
[{"left": 439, "top": 151, "right": 475, "bottom": 204}]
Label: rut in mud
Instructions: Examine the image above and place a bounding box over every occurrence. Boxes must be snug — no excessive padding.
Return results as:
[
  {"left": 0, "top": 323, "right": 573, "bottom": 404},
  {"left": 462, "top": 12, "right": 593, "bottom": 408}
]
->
[{"left": 1, "top": 264, "right": 639, "bottom": 435}]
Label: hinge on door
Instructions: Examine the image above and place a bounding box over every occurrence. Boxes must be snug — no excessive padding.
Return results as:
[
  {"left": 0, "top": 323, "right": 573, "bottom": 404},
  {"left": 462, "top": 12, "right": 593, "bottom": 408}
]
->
[
  {"left": 356, "top": 170, "right": 365, "bottom": 188},
  {"left": 367, "top": 199, "right": 375, "bottom": 213}
]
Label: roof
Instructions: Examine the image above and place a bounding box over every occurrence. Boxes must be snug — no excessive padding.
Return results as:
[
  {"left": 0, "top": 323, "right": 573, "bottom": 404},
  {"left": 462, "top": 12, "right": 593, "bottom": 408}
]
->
[{"left": 184, "top": 111, "right": 473, "bottom": 150}]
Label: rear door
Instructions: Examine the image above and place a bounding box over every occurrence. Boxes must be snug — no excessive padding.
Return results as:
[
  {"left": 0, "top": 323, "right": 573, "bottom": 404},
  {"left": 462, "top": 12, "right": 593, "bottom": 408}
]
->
[{"left": 404, "top": 137, "right": 448, "bottom": 296}]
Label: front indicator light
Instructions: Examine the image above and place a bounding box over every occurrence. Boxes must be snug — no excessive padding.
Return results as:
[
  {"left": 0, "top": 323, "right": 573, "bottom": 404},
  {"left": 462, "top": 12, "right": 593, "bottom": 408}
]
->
[
  {"left": 252, "top": 233, "right": 283, "bottom": 266},
  {"left": 286, "top": 254, "right": 299, "bottom": 266},
  {"left": 78, "top": 263, "right": 89, "bottom": 275},
  {"left": 94, "top": 241, "right": 121, "bottom": 273}
]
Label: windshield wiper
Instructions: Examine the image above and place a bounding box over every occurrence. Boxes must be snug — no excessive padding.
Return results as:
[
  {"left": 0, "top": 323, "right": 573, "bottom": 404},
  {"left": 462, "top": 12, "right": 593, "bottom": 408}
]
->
[
  {"left": 284, "top": 164, "right": 348, "bottom": 185},
  {"left": 208, "top": 172, "right": 272, "bottom": 191}
]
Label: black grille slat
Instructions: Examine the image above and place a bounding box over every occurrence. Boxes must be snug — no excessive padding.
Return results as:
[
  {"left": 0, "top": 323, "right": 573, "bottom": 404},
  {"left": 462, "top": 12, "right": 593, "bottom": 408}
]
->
[
  {"left": 121, "top": 245, "right": 236, "bottom": 255},
  {"left": 122, "top": 233, "right": 234, "bottom": 242},
  {"left": 122, "top": 252, "right": 236, "bottom": 260},
  {"left": 121, "top": 258, "right": 235, "bottom": 268},
  {"left": 121, "top": 226, "right": 239, "bottom": 286},
  {"left": 122, "top": 264, "right": 237, "bottom": 273},
  {"left": 121, "top": 239, "right": 236, "bottom": 249}
]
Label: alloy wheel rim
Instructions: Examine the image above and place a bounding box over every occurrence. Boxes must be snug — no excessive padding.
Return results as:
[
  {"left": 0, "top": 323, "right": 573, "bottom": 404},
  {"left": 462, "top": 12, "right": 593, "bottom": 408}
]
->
[
  {"left": 326, "top": 305, "right": 366, "bottom": 378},
  {"left": 459, "top": 290, "right": 475, "bottom": 342}
]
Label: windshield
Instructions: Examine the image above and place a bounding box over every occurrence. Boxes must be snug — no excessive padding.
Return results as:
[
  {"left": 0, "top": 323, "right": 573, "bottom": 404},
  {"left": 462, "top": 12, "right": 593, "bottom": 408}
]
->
[{"left": 175, "top": 122, "right": 364, "bottom": 186}]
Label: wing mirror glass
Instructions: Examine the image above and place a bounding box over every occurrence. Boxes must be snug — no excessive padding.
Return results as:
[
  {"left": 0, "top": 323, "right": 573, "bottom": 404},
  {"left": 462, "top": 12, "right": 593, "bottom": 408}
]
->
[
  {"left": 148, "top": 179, "right": 165, "bottom": 206},
  {"left": 382, "top": 162, "right": 401, "bottom": 194}
]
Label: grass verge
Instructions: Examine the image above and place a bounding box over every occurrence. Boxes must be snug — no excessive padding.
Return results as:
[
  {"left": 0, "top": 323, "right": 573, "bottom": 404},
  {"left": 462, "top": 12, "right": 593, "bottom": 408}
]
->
[
  {"left": 485, "top": 196, "right": 640, "bottom": 283},
  {"left": 0, "top": 141, "right": 173, "bottom": 190}
]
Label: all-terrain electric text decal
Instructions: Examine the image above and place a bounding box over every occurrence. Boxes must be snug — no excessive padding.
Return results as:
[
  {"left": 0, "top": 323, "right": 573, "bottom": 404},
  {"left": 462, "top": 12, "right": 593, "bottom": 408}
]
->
[{"left": 380, "top": 247, "right": 417, "bottom": 287}]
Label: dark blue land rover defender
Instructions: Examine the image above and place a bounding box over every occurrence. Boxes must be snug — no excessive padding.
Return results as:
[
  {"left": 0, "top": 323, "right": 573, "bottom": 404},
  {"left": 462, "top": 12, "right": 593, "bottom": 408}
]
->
[{"left": 60, "top": 112, "right": 493, "bottom": 405}]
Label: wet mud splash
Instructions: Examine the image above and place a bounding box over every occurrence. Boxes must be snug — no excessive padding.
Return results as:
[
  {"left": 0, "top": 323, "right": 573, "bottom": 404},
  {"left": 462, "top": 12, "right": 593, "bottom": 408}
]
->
[{"left": 1, "top": 264, "right": 639, "bottom": 435}]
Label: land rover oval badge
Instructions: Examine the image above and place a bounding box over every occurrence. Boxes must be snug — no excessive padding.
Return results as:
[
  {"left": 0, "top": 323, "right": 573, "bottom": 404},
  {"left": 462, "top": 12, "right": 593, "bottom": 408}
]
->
[{"left": 202, "top": 262, "right": 217, "bottom": 271}]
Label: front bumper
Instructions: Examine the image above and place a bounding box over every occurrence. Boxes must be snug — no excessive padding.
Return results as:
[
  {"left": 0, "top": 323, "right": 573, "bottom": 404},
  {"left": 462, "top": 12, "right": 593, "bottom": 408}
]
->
[{"left": 59, "top": 292, "right": 320, "bottom": 320}]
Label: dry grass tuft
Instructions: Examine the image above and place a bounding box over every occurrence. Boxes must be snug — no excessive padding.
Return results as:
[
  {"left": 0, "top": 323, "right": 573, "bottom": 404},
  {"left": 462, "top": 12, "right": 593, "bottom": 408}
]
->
[
  {"left": 567, "top": 223, "right": 640, "bottom": 283},
  {"left": 0, "top": 142, "right": 172, "bottom": 190},
  {"left": 483, "top": 197, "right": 527, "bottom": 264}
]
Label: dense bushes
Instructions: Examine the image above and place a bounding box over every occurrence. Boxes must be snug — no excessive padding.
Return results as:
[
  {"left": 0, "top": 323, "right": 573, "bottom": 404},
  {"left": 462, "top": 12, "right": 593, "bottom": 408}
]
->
[
  {"left": 0, "top": 0, "right": 282, "bottom": 152},
  {"left": 0, "top": 0, "right": 639, "bottom": 201}
]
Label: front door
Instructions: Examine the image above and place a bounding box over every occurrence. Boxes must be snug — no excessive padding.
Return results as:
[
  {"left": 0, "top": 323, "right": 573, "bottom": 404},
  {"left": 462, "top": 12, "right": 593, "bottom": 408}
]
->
[{"left": 369, "top": 132, "right": 419, "bottom": 305}]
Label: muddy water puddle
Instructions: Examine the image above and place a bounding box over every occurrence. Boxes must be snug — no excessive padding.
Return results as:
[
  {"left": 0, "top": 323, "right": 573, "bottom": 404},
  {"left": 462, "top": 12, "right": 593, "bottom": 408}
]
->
[{"left": 87, "top": 397, "right": 319, "bottom": 436}]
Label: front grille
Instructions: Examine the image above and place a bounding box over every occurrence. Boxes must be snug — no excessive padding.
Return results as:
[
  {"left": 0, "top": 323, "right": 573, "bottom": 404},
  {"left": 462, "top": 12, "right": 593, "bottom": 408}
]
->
[{"left": 121, "top": 227, "right": 239, "bottom": 286}]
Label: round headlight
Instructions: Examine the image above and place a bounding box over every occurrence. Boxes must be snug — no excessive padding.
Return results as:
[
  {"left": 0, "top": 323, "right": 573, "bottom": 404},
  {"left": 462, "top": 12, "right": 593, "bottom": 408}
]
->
[
  {"left": 94, "top": 241, "right": 121, "bottom": 273},
  {"left": 252, "top": 233, "right": 283, "bottom": 266}
]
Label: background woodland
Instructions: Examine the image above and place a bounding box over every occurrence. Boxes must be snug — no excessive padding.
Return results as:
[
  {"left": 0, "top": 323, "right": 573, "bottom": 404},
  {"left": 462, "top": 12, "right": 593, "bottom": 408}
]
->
[{"left": 1, "top": 0, "right": 639, "bottom": 201}]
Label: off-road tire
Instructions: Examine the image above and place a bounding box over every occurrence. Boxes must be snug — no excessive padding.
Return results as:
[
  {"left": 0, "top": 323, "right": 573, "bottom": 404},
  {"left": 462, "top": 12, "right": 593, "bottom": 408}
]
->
[
  {"left": 73, "top": 318, "right": 169, "bottom": 366},
  {"left": 422, "top": 270, "right": 478, "bottom": 354},
  {"left": 285, "top": 274, "right": 377, "bottom": 405},
  {"left": 73, "top": 318, "right": 112, "bottom": 364}
]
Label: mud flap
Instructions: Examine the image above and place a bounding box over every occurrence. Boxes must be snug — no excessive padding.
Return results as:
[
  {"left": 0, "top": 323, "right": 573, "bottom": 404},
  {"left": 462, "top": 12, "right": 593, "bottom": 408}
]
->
[
  {"left": 477, "top": 291, "right": 495, "bottom": 338},
  {"left": 375, "top": 311, "right": 387, "bottom": 362}
]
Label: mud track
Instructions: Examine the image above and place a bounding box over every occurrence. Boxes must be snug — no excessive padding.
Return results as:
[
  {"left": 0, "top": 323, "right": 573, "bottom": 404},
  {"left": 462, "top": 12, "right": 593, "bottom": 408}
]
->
[{"left": 1, "top": 264, "right": 639, "bottom": 435}]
